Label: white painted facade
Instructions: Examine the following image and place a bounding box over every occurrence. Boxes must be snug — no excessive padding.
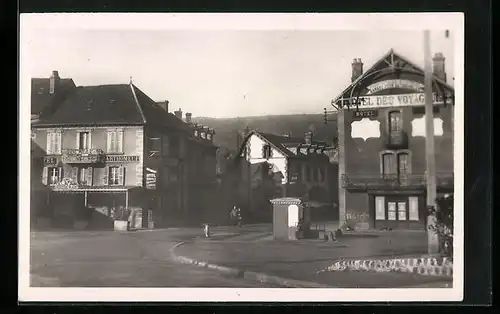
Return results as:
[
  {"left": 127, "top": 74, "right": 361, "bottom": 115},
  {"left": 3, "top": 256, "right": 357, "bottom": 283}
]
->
[{"left": 245, "top": 133, "right": 288, "bottom": 184}]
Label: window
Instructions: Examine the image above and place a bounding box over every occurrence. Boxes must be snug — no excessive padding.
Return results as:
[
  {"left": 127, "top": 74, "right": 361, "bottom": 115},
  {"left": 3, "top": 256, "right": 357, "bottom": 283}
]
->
[
  {"left": 312, "top": 167, "right": 319, "bottom": 182},
  {"left": 387, "top": 202, "right": 397, "bottom": 220},
  {"left": 305, "top": 165, "right": 311, "bottom": 182},
  {"left": 382, "top": 153, "right": 396, "bottom": 176},
  {"left": 162, "top": 136, "right": 169, "bottom": 156},
  {"left": 169, "top": 136, "right": 180, "bottom": 156},
  {"left": 78, "top": 167, "right": 93, "bottom": 186},
  {"left": 375, "top": 196, "right": 386, "bottom": 220},
  {"left": 108, "top": 166, "right": 124, "bottom": 186},
  {"left": 148, "top": 137, "right": 161, "bottom": 158},
  {"left": 388, "top": 111, "right": 402, "bottom": 133},
  {"left": 48, "top": 167, "right": 62, "bottom": 185},
  {"left": 409, "top": 196, "right": 419, "bottom": 221},
  {"left": 398, "top": 153, "right": 409, "bottom": 176},
  {"left": 262, "top": 144, "right": 272, "bottom": 159},
  {"left": 46, "top": 131, "right": 62, "bottom": 155},
  {"left": 78, "top": 132, "right": 91, "bottom": 150},
  {"left": 107, "top": 130, "right": 123, "bottom": 153},
  {"left": 397, "top": 202, "right": 407, "bottom": 220}
]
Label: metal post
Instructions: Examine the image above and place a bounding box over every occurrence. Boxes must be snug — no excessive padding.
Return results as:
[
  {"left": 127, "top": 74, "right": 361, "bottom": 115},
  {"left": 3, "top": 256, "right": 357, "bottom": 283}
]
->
[
  {"left": 424, "top": 30, "right": 439, "bottom": 254},
  {"left": 84, "top": 191, "right": 88, "bottom": 207}
]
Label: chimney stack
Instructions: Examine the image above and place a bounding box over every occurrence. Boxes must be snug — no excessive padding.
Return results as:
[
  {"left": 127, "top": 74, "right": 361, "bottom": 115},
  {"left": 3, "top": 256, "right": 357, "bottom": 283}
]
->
[
  {"left": 304, "top": 131, "right": 313, "bottom": 145},
  {"left": 157, "top": 100, "right": 169, "bottom": 112},
  {"left": 174, "top": 108, "right": 182, "bottom": 119},
  {"left": 185, "top": 112, "right": 192, "bottom": 124},
  {"left": 351, "top": 58, "right": 363, "bottom": 82},
  {"left": 432, "top": 52, "right": 447, "bottom": 82},
  {"left": 49, "top": 70, "right": 60, "bottom": 94}
]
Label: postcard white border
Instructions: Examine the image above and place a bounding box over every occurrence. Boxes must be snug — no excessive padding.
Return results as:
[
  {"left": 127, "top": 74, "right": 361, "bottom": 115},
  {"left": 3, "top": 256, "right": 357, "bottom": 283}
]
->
[{"left": 19, "top": 12, "right": 465, "bottom": 302}]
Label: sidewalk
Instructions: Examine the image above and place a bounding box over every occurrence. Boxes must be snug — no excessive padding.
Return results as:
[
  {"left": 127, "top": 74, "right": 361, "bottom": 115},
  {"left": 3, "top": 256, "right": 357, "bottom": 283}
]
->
[{"left": 173, "top": 229, "right": 453, "bottom": 288}]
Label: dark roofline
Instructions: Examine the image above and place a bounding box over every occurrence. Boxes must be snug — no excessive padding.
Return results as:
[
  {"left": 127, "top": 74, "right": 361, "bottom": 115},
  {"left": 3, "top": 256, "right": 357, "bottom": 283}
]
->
[
  {"left": 333, "top": 49, "right": 454, "bottom": 104},
  {"left": 32, "top": 122, "right": 144, "bottom": 128}
]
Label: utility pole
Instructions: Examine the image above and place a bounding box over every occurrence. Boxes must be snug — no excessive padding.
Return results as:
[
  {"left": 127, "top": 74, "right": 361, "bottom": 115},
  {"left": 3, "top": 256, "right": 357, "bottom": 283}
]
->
[{"left": 424, "top": 30, "right": 439, "bottom": 254}]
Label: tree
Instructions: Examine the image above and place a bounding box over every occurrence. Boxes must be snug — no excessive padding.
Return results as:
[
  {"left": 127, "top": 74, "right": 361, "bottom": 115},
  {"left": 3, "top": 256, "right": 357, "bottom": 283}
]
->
[{"left": 429, "top": 194, "right": 454, "bottom": 257}]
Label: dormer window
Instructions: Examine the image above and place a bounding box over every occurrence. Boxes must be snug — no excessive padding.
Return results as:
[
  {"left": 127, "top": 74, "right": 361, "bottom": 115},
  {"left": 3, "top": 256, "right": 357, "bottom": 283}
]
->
[
  {"left": 262, "top": 144, "right": 272, "bottom": 159},
  {"left": 194, "top": 130, "right": 199, "bottom": 137}
]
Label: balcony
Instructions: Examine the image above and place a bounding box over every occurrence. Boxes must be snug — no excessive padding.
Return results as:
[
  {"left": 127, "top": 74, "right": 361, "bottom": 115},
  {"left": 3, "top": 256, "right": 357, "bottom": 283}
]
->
[
  {"left": 61, "top": 148, "right": 106, "bottom": 164},
  {"left": 385, "top": 131, "right": 409, "bottom": 149},
  {"left": 341, "top": 173, "right": 454, "bottom": 191}
]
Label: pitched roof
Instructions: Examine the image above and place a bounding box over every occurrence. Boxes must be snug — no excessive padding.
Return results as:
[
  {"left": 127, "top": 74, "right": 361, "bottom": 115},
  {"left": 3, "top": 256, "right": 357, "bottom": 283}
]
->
[
  {"left": 238, "top": 130, "right": 330, "bottom": 159},
  {"left": 34, "top": 83, "right": 191, "bottom": 132},
  {"left": 332, "top": 49, "right": 454, "bottom": 107},
  {"left": 31, "top": 78, "right": 76, "bottom": 116}
]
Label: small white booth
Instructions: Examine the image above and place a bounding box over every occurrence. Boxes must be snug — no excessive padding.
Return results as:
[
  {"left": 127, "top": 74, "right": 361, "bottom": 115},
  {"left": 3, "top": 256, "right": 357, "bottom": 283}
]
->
[{"left": 270, "top": 197, "right": 308, "bottom": 241}]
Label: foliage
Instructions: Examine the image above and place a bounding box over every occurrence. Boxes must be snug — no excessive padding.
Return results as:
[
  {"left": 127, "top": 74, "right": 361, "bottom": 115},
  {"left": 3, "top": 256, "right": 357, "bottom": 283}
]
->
[{"left": 428, "top": 194, "right": 454, "bottom": 257}]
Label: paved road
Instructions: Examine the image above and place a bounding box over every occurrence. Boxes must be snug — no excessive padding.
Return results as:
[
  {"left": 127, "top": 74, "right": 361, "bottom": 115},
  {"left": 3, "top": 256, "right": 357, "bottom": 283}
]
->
[{"left": 29, "top": 227, "right": 278, "bottom": 287}]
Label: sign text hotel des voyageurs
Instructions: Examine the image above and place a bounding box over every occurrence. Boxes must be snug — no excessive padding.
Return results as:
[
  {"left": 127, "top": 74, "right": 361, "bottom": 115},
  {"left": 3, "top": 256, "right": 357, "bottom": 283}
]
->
[{"left": 345, "top": 92, "right": 451, "bottom": 109}]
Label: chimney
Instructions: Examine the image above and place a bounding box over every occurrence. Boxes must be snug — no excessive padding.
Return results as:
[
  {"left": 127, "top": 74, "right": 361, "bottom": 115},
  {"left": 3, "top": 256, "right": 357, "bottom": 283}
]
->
[
  {"left": 351, "top": 58, "right": 363, "bottom": 82},
  {"left": 304, "top": 131, "right": 313, "bottom": 145},
  {"left": 432, "top": 52, "right": 447, "bottom": 82},
  {"left": 49, "top": 70, "right": 60, "bottom": 94},
  {"left": 174, "top": 108, "right": 182, "bottom": 119},
  {"left": 157, "top": 100, "right": 169, "bottom": 112},
  {"left": 185, "top": 112, "right": 192, "bottom": 124}
]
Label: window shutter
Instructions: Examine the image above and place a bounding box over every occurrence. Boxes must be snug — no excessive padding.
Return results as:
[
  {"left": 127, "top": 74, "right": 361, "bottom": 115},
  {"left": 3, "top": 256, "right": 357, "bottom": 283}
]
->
[
  {"left": 46, "top": 133, "right": 52, "bottom": 155},
  {"left": 72, "top": 166, "right": 78, "bottom": 183},
  {"left": 118, "top": 130, "right": 124, "bottom": 153},
  {"left": 107, "top": 131, "right": 112, "bottom": 153},
  {"left": 58, "top": 167, "right": 64, "bottom": 181},
  {"left": 102, "top": 166, "right": 109, "bottom": 186},
  {"left": 87, "top": 167, "right": 93, "bottom": 186},
  {"left": 76, "top": 132, "right": 80, "bottom": 149},
  {"left": 56, "top": 131, "right": 62, "bottom": 154},
  {"left": 88, "top": 131, "right": 92, "bottom": 149},
  {"left": 42, "top": 167, "right": 48, "bottom": 185},
  {"left": 119, "top": 167, "right": 125, "bottom": 186}
]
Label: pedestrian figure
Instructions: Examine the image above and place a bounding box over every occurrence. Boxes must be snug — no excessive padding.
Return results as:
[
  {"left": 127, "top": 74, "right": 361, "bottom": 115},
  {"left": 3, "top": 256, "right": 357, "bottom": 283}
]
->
[
  {"left": 203, "top": 223, "right": 210, "bottom": 238},
  {"left": 230, "top": 206, "right": 240, "bottom": 227}
]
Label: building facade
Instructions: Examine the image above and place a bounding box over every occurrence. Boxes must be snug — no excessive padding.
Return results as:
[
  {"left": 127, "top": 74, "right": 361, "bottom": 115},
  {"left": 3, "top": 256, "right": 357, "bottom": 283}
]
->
[
  {"left": 235, "top": 130, "right": 338, "bottom": 222},
  {"left": 31, "top": 72, "right": 217, "bottom": 229},
  {"left": 333, "top": 49, "right": 454, "bottom": 230}
]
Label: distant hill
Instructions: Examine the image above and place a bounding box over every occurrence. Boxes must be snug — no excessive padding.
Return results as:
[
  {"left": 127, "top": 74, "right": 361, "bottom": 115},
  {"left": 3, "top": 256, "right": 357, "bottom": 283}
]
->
[{"left": 193, "top": 113, "right": 338, "bottom": 154}]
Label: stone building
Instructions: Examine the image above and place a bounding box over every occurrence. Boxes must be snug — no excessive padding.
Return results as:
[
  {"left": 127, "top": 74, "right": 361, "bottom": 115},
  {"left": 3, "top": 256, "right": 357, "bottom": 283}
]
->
[
  {"left": 31, "top": 71, "right": 217, "bottom": 229},
  {"left": 332, "top": 49, "right": 454, "bottom": 230}
]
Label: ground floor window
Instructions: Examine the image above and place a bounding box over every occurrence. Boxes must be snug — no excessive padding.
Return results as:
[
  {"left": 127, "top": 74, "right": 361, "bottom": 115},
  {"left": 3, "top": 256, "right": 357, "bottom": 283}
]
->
[{"left": 374, "top": 196, "right": 420, "bottom": 221}]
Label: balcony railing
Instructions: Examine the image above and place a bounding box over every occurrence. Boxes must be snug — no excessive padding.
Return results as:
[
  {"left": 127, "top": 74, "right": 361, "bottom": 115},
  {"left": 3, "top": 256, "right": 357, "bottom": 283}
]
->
[
  {"left": 385, "top": 131, "right": 409, "bottom": 149},
  {"left": 341, "top": 173, "right": 454, "bottom": 191},
  {"left": 61, "top": 148, "right": 106, "bottom": 164}
]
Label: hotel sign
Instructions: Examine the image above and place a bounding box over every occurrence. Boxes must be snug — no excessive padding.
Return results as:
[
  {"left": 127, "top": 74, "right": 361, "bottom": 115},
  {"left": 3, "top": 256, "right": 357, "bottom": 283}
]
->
[
  {"left": 344, "top": 92, "right": 450, "bottom": 109},
  {"left": 365, "top": 79, "right": 424, "bottom": 95},
  {"left": 106, "top": 155, "right": 140, "bottom": 162},
  {"left": 353, "top": 110, "right": 378, "bottom": 118}
]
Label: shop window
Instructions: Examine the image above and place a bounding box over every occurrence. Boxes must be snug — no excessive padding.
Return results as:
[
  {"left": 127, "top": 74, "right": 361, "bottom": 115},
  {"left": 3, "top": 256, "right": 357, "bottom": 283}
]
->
[
  {"left": 397, "top": 202, "right": 407, "bottom": 220},
  {"left": 387, "top": 202, "right": 397, "bottom": 220}
]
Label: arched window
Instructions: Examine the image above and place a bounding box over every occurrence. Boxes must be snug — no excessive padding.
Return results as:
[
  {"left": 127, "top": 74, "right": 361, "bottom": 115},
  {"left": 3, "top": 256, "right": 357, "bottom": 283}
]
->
[
  {"left": 382, "top": 153, "right": 396, "bottom": 176},
  {"left": 388, "top": 111, "right": 402, "bottom": 133},
  {"left": 398, "top": 152, "right": 410, "bottom": 176}
]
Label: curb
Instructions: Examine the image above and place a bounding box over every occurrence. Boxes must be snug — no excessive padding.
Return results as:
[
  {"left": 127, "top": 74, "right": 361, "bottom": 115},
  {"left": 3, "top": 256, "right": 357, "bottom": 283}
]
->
[{"left": 169, "top": 241, "right": 331, "bottom": 288}]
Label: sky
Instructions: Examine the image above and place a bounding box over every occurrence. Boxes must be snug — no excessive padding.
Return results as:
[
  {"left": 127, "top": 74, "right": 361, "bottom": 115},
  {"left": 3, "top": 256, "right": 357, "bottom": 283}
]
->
[{"left": 21, "top": 14, "right": 458, "bottom": 119}]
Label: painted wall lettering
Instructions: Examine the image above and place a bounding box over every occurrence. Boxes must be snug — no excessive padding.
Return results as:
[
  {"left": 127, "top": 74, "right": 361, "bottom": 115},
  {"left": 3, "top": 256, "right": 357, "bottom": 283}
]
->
[
  {"left": 365, "top": 79, "right": 424, "bottom": 95},
  {"left": 342, "top": 92, "right": 450, "bottom": 109},
  {"left": 346, "top": 212, "right": 369, "bottom": 222},
  {"left": 106, "top": 155, "right": 140, "bottom": 162}
]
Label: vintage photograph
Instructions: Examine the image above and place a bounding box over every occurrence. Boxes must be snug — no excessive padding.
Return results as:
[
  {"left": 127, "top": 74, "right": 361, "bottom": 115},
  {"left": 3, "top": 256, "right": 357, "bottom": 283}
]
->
[{"left": 19, "top": 13, "right": 464, "bottom": 302}]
